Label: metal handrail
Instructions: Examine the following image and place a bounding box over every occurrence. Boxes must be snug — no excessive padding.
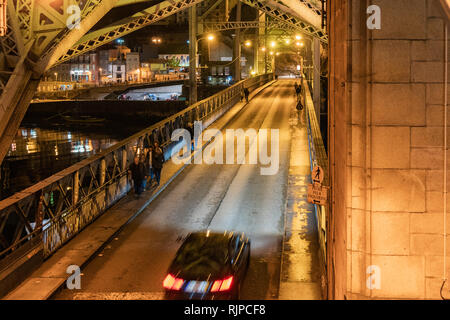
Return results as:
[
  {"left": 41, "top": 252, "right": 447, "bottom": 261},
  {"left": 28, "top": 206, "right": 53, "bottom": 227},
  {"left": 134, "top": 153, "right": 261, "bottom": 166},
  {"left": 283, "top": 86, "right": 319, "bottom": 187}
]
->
[
  {"left": 302, "top": 75, "right": 328, "bottom": 267},
  {"left": 0, "top": 73, "right": 273, "bottom": 264}
]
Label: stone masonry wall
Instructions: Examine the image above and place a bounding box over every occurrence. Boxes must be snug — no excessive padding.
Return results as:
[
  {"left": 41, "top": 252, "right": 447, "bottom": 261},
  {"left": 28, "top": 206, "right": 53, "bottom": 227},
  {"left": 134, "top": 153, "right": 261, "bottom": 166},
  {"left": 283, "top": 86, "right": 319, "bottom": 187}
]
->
[{"left": 344, "top": 0, "right": 449, "bottom": 299}]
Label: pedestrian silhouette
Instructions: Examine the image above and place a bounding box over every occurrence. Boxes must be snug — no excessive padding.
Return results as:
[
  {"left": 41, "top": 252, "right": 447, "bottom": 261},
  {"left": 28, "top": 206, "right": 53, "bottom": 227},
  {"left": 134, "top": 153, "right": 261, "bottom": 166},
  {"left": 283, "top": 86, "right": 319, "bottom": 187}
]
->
[{"left": 314, "top": 167, "right": 321, "bottom": 181}]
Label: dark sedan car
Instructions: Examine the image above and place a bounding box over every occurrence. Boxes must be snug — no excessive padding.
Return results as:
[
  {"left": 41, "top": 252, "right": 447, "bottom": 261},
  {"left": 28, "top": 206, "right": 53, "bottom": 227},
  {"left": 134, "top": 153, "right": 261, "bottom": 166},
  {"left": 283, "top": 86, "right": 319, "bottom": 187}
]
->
[{"left": 163, "top": 231, "right": 251, "bottom": 300}]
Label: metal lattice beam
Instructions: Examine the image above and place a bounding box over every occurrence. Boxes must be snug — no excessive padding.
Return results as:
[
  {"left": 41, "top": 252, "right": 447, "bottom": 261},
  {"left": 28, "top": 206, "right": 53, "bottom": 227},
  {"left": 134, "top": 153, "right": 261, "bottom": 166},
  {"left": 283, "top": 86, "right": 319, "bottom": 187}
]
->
[
  {"left": 114, "top": 0, "right": 159, "bottom": 7},
  {"left": 54, "top": 0, "right": 206, "bottom": 66},
  {"left": 240, "top": 0, "right": 327, "bottom": 43},
  {"left": 294, "top": 0, "right": 323, "bottom": 14},
  {"left": 201, "top": 20, "right": 298, "bottom": 33},
  {"left": 277, "top": 0, "right": 323, "bottom": 28}
]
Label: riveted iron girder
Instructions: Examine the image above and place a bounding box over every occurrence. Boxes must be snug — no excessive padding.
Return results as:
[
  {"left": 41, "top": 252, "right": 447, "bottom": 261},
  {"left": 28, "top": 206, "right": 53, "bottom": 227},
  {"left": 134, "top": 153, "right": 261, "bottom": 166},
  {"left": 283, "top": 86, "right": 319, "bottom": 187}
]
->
[
  {"left": 54, "top": 0, "right": 206, "bottom": 66},
  {"left": 0, "top": 0, "right": 119, "bottom": 166},
  {"left": 201, "top": 20, "right": 298, "bottom": 34},
  {"left": 240, "top": 0, "right": 327, "bottom": 43}
]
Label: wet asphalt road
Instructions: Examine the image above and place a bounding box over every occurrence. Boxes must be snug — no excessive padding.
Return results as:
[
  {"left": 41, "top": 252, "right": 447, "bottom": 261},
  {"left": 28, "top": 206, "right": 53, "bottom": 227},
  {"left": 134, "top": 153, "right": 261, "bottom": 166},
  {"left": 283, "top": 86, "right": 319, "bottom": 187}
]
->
[{"left": 53, "top": 80, "right": 296, "bottom": 300}]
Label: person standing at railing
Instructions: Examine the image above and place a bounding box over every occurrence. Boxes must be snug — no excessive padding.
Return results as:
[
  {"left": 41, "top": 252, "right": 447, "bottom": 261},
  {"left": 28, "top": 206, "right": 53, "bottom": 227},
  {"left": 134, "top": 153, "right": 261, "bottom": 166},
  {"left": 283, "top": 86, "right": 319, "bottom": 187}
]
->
[
  {"left": 143, "top": 147, "right": 153, "bottom": 191},
  {"left": 243, "top": 87, "right": 249, "bottom": 103},
  {"left": 152, "top": 142, "right": 164, "bottom": 186},
  {"left": 128, "top": 156, "right": 146, "bottom": 198}
]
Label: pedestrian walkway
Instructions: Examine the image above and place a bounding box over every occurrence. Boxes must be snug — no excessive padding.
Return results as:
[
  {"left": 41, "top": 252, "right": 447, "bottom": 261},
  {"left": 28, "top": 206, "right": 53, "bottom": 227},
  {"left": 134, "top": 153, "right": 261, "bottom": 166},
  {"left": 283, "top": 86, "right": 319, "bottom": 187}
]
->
[{"left": 278, "top": 104, "right": 322, "bottom": 300}]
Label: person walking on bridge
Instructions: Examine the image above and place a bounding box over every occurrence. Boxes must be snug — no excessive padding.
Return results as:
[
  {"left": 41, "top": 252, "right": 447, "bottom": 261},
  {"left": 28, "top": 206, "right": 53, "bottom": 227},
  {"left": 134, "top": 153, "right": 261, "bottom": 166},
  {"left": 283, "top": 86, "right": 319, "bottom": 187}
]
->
[
  {"left": 243, "top": 87, "right": 250, "bottom": 103},
  {"left": 143, "top": 147, "right": 153, "bottom": 190},
  {"left": 128, "top": 155, "right": 146, "bottom": 198},
  {"left": 295, "top": 82, "right": 302, "bottom": 100},
  {"left": 152, "top": 142, "right": 164, "bottom": 186}
]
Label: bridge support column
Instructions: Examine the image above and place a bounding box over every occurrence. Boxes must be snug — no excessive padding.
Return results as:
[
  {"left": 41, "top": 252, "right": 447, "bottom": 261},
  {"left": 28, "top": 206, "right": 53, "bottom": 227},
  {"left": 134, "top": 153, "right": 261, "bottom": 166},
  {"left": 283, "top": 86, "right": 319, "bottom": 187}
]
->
[
  {"left": 328, "top": 0, "right": 450, "bottom": 300},
  {"left": 258, "top": 12, "right": 266, "bottom": 75},
  {"left": 313, "top": 37, "right": 321, "bottom": 125},
  {"left": 234, "top": 1, "right": 242, "bottom": 81},
  {"left": 0, "top": 58, "right": 41, "bottom": 166},
  {"left": 189, "top": 4, "right": 198, "bottom": 105}
]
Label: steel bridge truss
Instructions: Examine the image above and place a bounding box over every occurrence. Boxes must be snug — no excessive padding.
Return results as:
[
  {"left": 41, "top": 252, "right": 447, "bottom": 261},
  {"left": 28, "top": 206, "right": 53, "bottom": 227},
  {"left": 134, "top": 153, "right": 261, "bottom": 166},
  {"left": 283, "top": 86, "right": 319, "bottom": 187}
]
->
[
  {"left": 240, "top": 0, "right": 327, "bottom": 43},
  {"left": 56, "top": 0, "right": 206, "bottom": 65},
  {"left": 201, "top": 20, "right": 299, "bottom": 34},
  {"left": 0, "top": 0, "right": 118, "bottom": 171},
  {"left": 57, "top": 0, "right": 327, "bottom": 66}
]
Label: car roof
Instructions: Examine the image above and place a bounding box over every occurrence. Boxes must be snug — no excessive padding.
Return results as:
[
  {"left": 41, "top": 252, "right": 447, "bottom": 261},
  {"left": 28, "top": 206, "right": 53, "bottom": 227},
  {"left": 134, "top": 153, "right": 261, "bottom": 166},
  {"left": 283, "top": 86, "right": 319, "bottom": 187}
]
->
[{"left": 169, "top": 231, "right": 236, "bottom": 278}]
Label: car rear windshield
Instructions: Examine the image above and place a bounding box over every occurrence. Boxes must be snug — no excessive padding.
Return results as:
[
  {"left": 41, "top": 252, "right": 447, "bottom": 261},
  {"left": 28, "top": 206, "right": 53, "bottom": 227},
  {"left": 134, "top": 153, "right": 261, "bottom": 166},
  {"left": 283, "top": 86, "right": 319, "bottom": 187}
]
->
[{"left": 173, "top": 234, "right": 231, "bottom": 274}]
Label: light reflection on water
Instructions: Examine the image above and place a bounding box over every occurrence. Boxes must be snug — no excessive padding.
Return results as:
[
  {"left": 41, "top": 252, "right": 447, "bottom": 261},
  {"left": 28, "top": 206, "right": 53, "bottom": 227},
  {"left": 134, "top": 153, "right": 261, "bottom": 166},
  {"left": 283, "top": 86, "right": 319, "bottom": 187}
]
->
[{"left": 1, "top": 127, "right": 121, "bottom": 200}]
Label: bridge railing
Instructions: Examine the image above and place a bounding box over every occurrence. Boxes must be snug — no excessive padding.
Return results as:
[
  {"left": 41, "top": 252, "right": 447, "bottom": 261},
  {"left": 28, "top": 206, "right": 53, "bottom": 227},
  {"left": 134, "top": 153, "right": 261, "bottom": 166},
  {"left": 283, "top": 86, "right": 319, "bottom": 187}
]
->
[
  {"left": 302, "top": 75, "right": 328, "bottom": 278},
  {"left": 0, "top": 73, "right": 274, "bottom": 268}
]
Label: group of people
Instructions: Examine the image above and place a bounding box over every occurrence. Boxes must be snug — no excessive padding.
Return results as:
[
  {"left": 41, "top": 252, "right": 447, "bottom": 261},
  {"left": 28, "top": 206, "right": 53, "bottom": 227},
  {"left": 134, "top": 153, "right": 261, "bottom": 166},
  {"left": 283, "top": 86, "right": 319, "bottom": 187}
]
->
[{"left": 128, "top": 142, "right": 165, "bottom": 198}]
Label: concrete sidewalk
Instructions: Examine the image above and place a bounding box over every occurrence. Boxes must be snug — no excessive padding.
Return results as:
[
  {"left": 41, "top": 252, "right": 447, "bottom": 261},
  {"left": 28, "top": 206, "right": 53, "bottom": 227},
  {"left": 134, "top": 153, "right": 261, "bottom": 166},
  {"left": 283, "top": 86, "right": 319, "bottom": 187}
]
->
[
  {"left": 278, "top": 105, "right": 322, "bottom": 300},
  {"left": 4, "top": 81, "right": 275, "bottom": 300}
]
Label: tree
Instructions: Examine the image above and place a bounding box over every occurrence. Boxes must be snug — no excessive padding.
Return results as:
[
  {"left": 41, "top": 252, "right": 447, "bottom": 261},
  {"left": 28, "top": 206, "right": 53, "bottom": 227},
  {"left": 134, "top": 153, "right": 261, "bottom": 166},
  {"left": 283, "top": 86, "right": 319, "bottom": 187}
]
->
[{"left": 167, "top": 57, "right": 180, "bottom": 68}]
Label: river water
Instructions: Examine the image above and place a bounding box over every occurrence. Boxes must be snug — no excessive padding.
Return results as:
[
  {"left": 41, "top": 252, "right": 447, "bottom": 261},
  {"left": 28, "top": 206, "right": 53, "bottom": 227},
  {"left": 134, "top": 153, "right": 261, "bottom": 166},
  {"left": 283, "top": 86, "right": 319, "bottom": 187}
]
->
[{"left": 0, "top": 122, "right": 147, "bottom": 200}]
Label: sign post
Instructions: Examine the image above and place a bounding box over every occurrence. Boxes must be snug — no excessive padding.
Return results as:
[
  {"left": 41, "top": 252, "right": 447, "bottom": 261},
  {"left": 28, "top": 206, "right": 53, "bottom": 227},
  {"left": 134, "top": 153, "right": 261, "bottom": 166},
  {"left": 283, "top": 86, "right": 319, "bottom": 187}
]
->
[{"left": 307, "top": 165, "right": 328, "bottom": 205}]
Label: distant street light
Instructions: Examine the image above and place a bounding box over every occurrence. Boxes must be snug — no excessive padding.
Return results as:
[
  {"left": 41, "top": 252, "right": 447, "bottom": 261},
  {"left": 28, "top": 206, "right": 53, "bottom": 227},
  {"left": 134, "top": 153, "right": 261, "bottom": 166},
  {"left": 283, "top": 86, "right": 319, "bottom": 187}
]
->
[
  {"left": 54, "top": 72, "right": 58, "bottom": 81},
  {"left": 152, "top": 37, "right": 162, "bottom": 44},
  {"left": 207, "top": 34, "right": 214, "bottom": 41},
  {"left": 244, "top": 40, "right": 252, "bottom": 47},
  {"left": 295, "top": 35, "right": 302, "bottom": 40},
  {"left": 261, "top": 47, "right": 266, "bottom": 52},
  {"left": 270, "top": 41, "right": 276, "bottom": 48}
]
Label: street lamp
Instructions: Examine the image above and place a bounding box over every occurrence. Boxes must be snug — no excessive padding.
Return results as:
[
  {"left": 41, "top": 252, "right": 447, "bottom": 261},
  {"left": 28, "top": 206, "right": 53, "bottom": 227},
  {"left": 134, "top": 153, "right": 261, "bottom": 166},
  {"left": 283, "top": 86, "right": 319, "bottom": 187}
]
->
[
  {"left": 194, "top": 34, "right": 215, "bottom": 82},
  {"left": 196, "top": 34, "right": 215, "bottom": 65},
  {"left": 244, "top": 40, "right": 252, "bottom": 47},
  {"left": 296, "top": 37, "right": 314, "bottom": 83},
  {"left": 152, "top": 37, "right": 162, "bottom": 44},
  {"left": 54, "top": 72, "right": 57, "bottom": 81},
  {"left": 98, "top": 68, "right": 102, "bottom": 85}
]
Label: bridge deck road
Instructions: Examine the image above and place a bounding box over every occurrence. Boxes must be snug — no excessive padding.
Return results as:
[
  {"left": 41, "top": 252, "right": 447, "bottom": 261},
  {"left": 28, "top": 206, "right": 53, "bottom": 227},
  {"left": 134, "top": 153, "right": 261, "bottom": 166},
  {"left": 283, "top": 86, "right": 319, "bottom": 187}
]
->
[{"left": 54, "top": 80, "right": 299, "bottom": 300}]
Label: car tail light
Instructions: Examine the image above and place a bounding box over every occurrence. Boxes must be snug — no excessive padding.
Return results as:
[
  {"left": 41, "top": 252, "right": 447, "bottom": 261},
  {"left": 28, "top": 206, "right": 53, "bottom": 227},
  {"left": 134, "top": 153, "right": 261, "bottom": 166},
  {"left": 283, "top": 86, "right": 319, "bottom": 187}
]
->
[
  {"left": 173, "top": 278, "right": 184, "bottom": 290},
  {"left": 220, "top": 276, "right": 233, "bottom": 291},
  {"left": 211, "top": 276, "right": 234, "bottom": 292},
  {"left": 210, "top": 280, "right": 222, "bottom": 292},
  {"left": 163, "top": 274, "right": 184, "bottom": 290}
]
